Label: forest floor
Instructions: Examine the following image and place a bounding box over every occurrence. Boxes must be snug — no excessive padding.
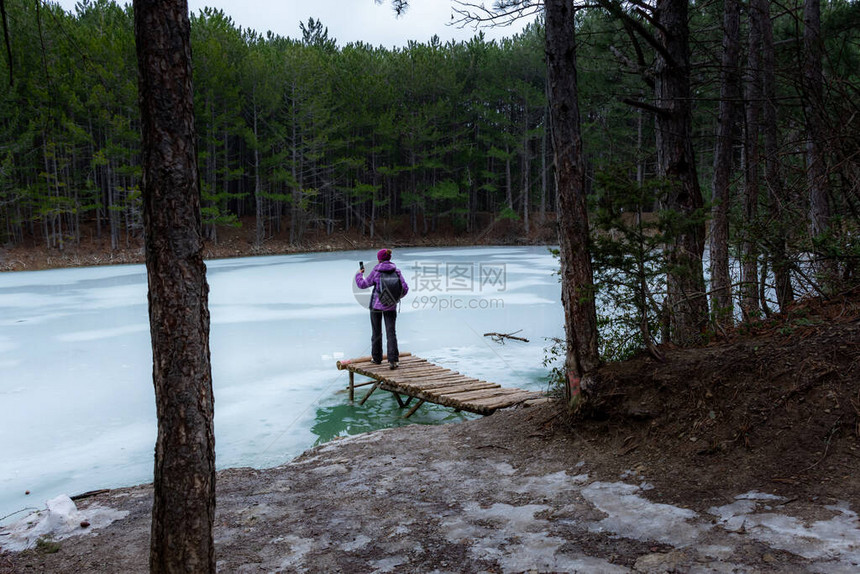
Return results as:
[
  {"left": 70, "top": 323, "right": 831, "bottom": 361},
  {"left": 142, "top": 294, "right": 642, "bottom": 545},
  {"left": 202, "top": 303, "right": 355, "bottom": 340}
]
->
[{"left": 1, "top": 230, "right": 859, "bottom": 572}]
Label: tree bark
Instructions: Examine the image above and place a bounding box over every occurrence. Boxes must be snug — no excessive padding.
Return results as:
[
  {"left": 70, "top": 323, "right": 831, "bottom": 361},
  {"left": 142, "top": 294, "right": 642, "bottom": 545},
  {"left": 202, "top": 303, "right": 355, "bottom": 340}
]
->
[
  {"left": 654, "top": 0, "right": 709, "bottom": 345},
  {"left": 709, "top": 0, "right": 741, "bottom": 327},
  {"left": 741, "top": 0, "right": 763, "bottom": 319},
  {"left": 132, "top": 0, "right": 216, "bottom": 572},
  {"left": 545, "top": 0, "right": 600, "bottom": 407},
  {"left": 759, "top": 0, "right": 794, "bottom": 311},
  {"left": 521, "top": 106, "right": 530, "bottom": 234},
  {"left": 252, "top": 94, "right": 264, "bottom": 247},
  {"left": 803, "top": 0, "right": 831, "bottom": 268}
]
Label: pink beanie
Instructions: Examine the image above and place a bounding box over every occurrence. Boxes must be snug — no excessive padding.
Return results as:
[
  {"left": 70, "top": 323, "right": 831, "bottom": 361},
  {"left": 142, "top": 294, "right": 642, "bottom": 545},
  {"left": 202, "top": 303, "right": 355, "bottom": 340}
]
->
[{"left": 377, "top": 248, "right": 392, "bottom": 261}]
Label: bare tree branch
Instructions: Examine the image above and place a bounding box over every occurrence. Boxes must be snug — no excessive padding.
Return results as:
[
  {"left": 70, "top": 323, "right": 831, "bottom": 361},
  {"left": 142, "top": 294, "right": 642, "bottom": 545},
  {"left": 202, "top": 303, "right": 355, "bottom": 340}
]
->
[
  {"left": 593, "top": 0, "right": 676, "bottom": 67},
  {"left": 622, "top": 97, "right": 669, "bottom": 116},
  {"left": 451, "top": 0, "right": 543, "bottom": 31},
  {"left": 376, "top": 0, "right": 410, "bottom": 17}
]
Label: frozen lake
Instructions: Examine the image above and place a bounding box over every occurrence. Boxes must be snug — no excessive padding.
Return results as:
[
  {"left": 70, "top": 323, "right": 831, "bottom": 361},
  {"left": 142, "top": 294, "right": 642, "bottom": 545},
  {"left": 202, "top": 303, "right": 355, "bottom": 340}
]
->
[{"left": 0, "top": 246, "right": 563, "bottom": 522}]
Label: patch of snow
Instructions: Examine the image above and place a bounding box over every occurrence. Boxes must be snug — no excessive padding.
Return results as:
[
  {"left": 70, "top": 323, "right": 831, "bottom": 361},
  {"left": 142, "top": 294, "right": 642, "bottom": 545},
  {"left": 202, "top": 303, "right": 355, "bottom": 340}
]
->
[
  {"left": 735, "top": 490, "right": 788, "bottom": 502},
  {"left": 709, "top": 499, "right": 860, "bottom": 567},
  {"left": 370, "top": 556, "right": 408, "bottom": 572},
  {"left": 341, "top": 534, "right": 372, "bottom": 551},
  {"left": 508, "top": 470, "right": 580, "bottom": 495},
  {"left": 490, "top": 462, "right": 517, "bottom": 476},
  {"left": 278, "top": 534, "right": 315, "bottom": 571},
  {"left": 581, "top": 482, "right": 707, "bottom": 547},
  {"left": 0, "top": 494, "right": 128, "bottom": 552},
  {"left": 707, "top": 499, "right": 759, "bottom": 531},
  {"left": 442, "top": 501, "right": 628, "bottom": 573}
]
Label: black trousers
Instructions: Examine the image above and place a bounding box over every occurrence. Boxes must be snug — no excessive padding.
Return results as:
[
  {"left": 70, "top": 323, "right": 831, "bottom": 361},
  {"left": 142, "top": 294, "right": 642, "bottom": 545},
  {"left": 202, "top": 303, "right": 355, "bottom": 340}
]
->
[{"left": 370, "top": 309, "right": 399, "bottom": 364}]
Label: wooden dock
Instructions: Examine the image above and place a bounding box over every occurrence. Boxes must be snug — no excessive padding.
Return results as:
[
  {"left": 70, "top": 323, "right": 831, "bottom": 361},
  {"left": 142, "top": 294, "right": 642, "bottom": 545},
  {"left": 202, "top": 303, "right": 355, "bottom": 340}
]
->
[{"left": 336, "top": 352, "right": 545, "bottom": 417}]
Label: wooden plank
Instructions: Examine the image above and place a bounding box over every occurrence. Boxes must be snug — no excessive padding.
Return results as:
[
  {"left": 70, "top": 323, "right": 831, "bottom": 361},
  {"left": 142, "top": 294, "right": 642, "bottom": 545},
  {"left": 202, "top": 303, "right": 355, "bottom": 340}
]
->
[
  {"left": 337, "top": 352, "right": 413, "bottom": 369},
  {"left": 397, "top": 366, "right": 457, "bottom": 377},
  {"left": 359, "top": 360, "right": 428, "bottom": 374},
  {"left": 473, "top": 391, "right": 542, "bottom": 406},
  {"left": 466, "top": 391, "right": 543, "bottom": 409},
  {"left": 387, "top": 357, "right": 427, "bottom": 366},
  {"left": 410, "top": 380, "right": 489, "bottom": 392},
  {"left": 350, "top": 366, "right": 400, "bottom": 379},
  {"left": 391, "top": 376, "right": 462, "bottom": 386},
  {"left": 414, "top": 377, "right": 491, "bottom": 389},
  {"left": 426, "top": 382, "right": 502, "bottom": 394},
  {"left": 394, "top": 374, "right": 473, "bottom": 386},
  {"left": 398, "top": 364, "right": 454, "bottom": 373},
  {"left": 441, "top": 388, "right": 524, "bottom": 402}
]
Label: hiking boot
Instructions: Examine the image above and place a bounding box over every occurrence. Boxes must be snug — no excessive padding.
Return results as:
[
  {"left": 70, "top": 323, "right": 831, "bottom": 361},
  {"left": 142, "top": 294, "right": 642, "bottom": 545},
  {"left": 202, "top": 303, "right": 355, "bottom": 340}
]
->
[
  {"left": 371, "top": 359, "right": 382, "bottom": 365},
  {"left": 389, "top": 361, "right": 398, "bottom": 370}
]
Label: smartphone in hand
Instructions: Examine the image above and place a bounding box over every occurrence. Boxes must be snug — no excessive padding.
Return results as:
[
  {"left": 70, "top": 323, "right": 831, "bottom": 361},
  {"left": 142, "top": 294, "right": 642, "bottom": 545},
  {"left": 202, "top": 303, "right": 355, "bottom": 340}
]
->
[{"left": 359, "top": 261, "right": 364, "bottom": 272}]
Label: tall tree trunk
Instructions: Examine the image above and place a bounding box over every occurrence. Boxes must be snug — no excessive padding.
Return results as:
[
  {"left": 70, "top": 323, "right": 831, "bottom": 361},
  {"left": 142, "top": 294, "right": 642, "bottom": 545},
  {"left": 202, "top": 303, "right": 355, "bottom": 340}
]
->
[
  {"left": 540, "top": 105, "right": 548, "bottom": 224},
  {"left": 741, "top": 0, "right": 763, "bottom": 319},
  {"left": 636, "top": 92, "right": 645, "bottom": 188},
  {"left": 132, "top": 0, "right": 216, "bottom": 572},
  {"left": 709, "top": 0, "right": 740, "bottom": 327},
  {"left": 655, "top": 0, "right": 708, "bottom": 345},
  {"left": 253, "top": 99, "right": 264, "bottom": 247},
  {"left": 505, "top": 144, "right": 513, "bottom": 211},
  {"left": 290, "top": 81, "right": 302, "bottom": 245},
  {"left": 41, "top": 140, "right": 54, "bottom": 249},
  {"left": 521, "top": 110, "right": 530, "bottom": 234},
  {"left": 545, "top": 0, "right": 600, "bottom": 408},
  {"left": 759, "top": 0, "right": 794, "bottom": 310},
  {"left": 803, "top": 0, "right": 831, "bottom": 277}
]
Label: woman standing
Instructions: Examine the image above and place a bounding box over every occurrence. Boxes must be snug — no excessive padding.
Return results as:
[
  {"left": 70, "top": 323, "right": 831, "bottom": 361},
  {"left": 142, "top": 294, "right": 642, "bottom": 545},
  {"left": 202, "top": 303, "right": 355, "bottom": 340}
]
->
[{"left": 355, "top": 249, "right": 409, "bottom": 369}]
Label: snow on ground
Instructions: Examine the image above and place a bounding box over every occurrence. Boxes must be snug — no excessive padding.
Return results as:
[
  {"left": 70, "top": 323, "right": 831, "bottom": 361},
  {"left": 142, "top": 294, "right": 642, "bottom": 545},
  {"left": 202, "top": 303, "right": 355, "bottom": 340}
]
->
[
  {"left": 2, "top": 458, "right": 859, "bottom": 572},
  {"left": 0, "top": 494, "right": 128, "bottom": 552}
]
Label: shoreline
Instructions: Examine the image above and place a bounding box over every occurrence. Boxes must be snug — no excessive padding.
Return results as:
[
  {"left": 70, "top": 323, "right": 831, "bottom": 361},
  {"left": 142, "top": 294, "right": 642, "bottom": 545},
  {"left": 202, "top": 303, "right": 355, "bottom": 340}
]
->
[{"left": 0, "top": 229, "right": 556, "bottom": 273}]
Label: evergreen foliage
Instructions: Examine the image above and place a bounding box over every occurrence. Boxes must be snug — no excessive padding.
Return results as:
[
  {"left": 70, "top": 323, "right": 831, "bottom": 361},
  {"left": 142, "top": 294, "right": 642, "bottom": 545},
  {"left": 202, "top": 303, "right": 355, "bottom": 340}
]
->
[{"left": 0, "top": 1, "right": 550, "bottom": 246}]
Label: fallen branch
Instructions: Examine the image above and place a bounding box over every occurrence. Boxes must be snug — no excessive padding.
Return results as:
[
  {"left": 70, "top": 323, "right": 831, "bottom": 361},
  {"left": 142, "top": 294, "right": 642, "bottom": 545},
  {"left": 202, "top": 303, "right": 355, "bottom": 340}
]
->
[
  {"left": 71, "top": 489, "right": 110, "bottom": 501},
  {"left": 483, "top": 330, "right": 529, "bottom": 343}
]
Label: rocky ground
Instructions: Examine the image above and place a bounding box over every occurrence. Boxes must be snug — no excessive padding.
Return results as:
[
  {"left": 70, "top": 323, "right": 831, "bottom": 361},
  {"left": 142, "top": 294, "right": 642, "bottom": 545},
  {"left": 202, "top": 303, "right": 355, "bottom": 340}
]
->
[{"left": 1, "top": 287, "right": 858, "bottom": 573}]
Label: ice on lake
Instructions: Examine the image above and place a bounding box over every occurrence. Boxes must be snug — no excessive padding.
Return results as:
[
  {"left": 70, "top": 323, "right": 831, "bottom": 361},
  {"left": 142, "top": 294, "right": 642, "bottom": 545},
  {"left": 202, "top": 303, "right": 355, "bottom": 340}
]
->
[{"left": 0, "top": 246, "right": 563, "bottom": 522}]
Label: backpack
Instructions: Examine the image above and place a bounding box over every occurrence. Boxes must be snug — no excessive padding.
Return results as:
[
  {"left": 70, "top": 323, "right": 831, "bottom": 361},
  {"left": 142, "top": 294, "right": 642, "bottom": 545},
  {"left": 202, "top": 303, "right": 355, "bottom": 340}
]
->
[{"left": 375, "top": 270, "right": 404, "bottom": 308}]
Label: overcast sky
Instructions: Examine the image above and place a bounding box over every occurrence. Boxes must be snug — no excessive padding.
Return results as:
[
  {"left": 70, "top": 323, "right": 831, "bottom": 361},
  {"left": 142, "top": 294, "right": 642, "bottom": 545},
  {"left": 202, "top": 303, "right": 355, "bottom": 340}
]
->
[{"left": 53, "top": 0, "right": 535, "bottom": 48}]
